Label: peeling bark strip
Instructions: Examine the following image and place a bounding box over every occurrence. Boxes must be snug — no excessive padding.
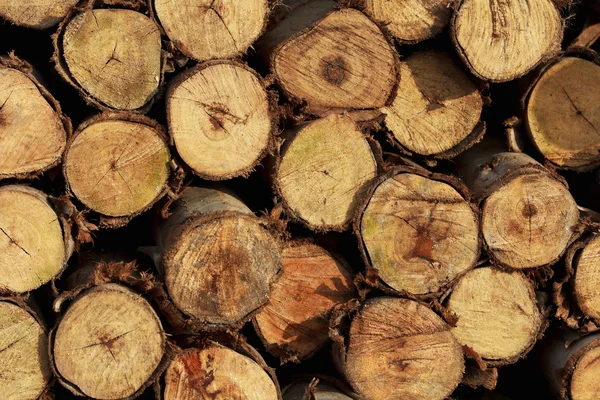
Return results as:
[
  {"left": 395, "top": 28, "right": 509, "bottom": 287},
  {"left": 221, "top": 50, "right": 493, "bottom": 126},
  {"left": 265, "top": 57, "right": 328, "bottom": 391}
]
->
[
  {"left": 54, "top": 5, "right": 163, "bottom": 111},
  {"left": 52, "top": 283, "right": 166, "bottom": 400},
  {"left": 335, "top": 297, "right": 464, "bottom": 400},
  {"left": 357, "top": 167, "right": 480, "bottom": 296},
  {"left": 458, "top": 151, "right": 580, "bottom": 270},
  {"left": 445, "top": 266, "right": 543, "bottom": 366},
  {"left": 260, "top": 0, "right": 397, "bottom": 116},
  {"left": 153, "top": 0, "right": 269, "bottom": 61},
  {"left": 275, "top": 114, "right": 378, "bottom": 231},
  {"left": 157, "top": 187, "right": 282, "bottom": 330},
  {"left": 0, "top": 0, "right": 78, "bottom": 29},
  {"left": 526, "top": 57, "right": 600, "bottom": 170},
  {"left": 383, "top": 50, "right": 484, "bottom": 158},
  {"left": 0, "top": 185, "right": 71, "bottom": 293},
  {"left": 0, "top": 299, "right": 51, "bottom": 400},
  {"left": 0, "top": 56, "right": 70, "bottom": 180},
  {"left": 63, "top": 113, "right": 170, "bottom": 226},
  {"left": 167, "top": 61, "right": 273, "bottom": 180},
  {"left": 451, "top": 0, "right": 563, "bottom": 82},
  {"left": 253, "top": 242, "right": 356, "bottom": 362}
]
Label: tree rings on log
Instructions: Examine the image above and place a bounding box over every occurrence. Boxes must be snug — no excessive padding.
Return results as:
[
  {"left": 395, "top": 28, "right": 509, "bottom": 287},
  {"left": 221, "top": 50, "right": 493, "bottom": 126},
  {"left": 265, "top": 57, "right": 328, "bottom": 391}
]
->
[
  {"left": 167, "top": 61, "right": 273, "bottom": 180},
  {"left": 571, "top": 236, "right": 600, "bottom": 325},
  {"left": 0, "top": 0, "right": 78, "bottom": 29}
]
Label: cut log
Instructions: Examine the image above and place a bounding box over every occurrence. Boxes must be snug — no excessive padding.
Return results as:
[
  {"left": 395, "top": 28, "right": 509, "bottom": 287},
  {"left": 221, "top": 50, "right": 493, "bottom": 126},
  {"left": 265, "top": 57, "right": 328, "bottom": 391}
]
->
[
  {"left": 54, "top": 7, "right": 163, "bottom": 110},
  {"left": 0, "top": 0, "right": 78, "bottom": 29},
  {"left": 525, "top": 57, "right": 600, "bottom": 170},
  {"left": 164, "top": 343, "right": 280, "bottom": 400},
  {"left": 446, "top": 266, "right": 543, "bottom": 365},
  {"left": 0, "top": 185, "right": 71, "bottom": 293},
  {"left": 157, "top": 187, "right": 282, "bottom": 329},
  {"left": 0, "top": 298, "right": 51, "bottom": 400},
  {"left": 283, "top": 379, "right": 353, "bottom": 399},
  {"left": 363, "top": 0, "right": 451, "bottom": 43},
  {"left": 63, "top": 113, "right": 170, "bottom": 226},
  {"left": 152, "top": 0, "right": 269, "bottom": 62},
  {"left": 52, "top": 283, "right": 166, "bottom": 399},
  {"left": 335, "top": 297, "right": 464, "bottom": 400},
  {"left": 458, "top": 151, "right": 580, "bottom": 270},
  {"left": 0, "top": 57, "right": 70, "bottom": 179},
  {"left": 167, "top": 61, "right": 273, "bottom": 180},
  {"left": 357, "top": 167, "right": 480, "bottom": 296},
  {"left": 253, "top": 241, "right": 356, "bottom": 362},
  {"left": 383, "top": 50, "right": 484, "bottom": 157},
  {"left": 276, "top": 114, "right": 378, "bottom": 231},
  {"left": 260, "top": 0, "right": 397, "bottom": 116},
  {"left": 451, "top": 0, "right": 563, "bottom": 81}
]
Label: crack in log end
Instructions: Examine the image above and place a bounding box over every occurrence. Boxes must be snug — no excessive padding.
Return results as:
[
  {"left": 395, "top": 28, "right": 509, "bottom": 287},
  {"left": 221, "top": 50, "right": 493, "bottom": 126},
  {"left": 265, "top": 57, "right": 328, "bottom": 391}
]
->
[
  {"left": 321, "top": 57, "right": 348, "bottom": 86},
  {"left": 0, "top": 227, "right": 31, "bottom": 257},
  {"left": 202, "top": 103, "right": 240, "bottom": 141}
]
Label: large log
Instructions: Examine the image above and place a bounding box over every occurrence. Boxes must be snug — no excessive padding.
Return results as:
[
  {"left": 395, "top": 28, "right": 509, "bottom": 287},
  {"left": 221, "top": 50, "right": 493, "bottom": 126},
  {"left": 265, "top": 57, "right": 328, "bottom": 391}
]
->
[{"left": 0, "top": 0, "right": 78, "bottom": 29}]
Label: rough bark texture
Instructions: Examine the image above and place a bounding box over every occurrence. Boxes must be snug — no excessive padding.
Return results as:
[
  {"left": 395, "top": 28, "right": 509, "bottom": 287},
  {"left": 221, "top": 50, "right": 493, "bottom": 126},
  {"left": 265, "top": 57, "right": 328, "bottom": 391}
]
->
[
  {"left": 167, "top": 60, "right": 273, "bottom": 180},
  {"left": 0, "top": 0, "right": 78, "bottom": 29},
  {"left": 260, "top": 0, "right": 397, "bottom": 116}
]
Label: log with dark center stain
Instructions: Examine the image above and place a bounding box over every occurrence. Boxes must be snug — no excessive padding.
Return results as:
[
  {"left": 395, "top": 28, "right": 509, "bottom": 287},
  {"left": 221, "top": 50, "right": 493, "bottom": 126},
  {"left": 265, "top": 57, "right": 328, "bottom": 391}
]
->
[
  {"left": 321, "top": 57, "right": 348, "bottom": 86},
  {"left": 180, "top": 351, "right": 222, "bottom": 398},
  {"left": 522, "top": 203, "right": 538, "bottom": 218}
]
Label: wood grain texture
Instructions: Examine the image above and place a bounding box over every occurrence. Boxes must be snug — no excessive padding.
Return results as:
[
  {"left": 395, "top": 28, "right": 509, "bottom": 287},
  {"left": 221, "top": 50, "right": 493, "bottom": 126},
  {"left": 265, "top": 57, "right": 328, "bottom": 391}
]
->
[
  {"left": 0, "top": 0, "right": 78, "bottom": 29},
  {"left": 573, "top": 235, "right": 600, "bottom": 322}
]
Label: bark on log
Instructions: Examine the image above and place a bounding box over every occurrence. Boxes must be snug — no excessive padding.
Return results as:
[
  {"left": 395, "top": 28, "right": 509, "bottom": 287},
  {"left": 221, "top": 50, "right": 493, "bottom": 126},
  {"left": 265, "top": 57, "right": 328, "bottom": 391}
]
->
[
  {"left": 0, "top": 185, "right": 72, "bottom": 293},
  {"left": 383, "top": 50, "right": 484, "bottom": 158},
  {"left": 166, "top": 60, "right": 273, "bottom": 180},
  {"left": 445, "top": 266, "right": 543, "bottom": 365},
  {"left": 451, "top": 0, "right": 563, "bottom": 82},
  {"left": 259, "top": 0, "right": 397, "bottom": 116},
  {"left": 275, "top": 114, "right": 379, "bottom": 231},
  {"left": 0, "top": 0, "right": 78, "bottom": 29},
  {"left": 0, "top": 56, "right": 70, "bottom": 180},
  {"left": 356, "top": 167, "right": 481, "bottom": 296},
  {"left": 458, "top": 150, "right": 580, "bottom": 270},
  {"left": 152, "top": 0, "right": 269, "bottom": 62},
  {"left": 157, "top": 186, "right": 282, "bottom": 330},
  {"left": 54, "top": 4, "right": 163, "bottom": 111},
  {"left": 253, "top": 241, "right": 356, "bottom": 362},
  {"left": 0, "top": 298, "right": 51, "bottom": 400},
  {"left": 283, "top": 379, "right": 354, "bottom": 400},
  {"left": 334, "top": 297, "right": 464, "bottom": 400},
  {"left": 63, "top": 113, "right": 170, "bottom": 227},
  {"left": 52, "top": 283, "right": 166, "bottom": 399}
]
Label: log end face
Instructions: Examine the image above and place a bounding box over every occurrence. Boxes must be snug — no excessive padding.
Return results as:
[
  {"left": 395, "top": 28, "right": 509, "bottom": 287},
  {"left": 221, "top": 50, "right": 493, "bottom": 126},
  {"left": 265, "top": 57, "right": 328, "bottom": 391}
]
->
[
  {"left": 574, "top": 236, "right": 600, "bottom": 322},
  {"left": 570, "top": 345, "right": 600, "bottom": 400},
  {"left": 0, "top": 0, "right": 78, "bottom": 29}
]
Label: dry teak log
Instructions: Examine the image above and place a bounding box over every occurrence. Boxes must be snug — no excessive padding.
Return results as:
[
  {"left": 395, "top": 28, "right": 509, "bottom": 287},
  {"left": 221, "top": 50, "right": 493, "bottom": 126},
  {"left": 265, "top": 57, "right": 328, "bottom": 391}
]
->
[
  {"left": 0, "top": 57, "right": 70, "bottom": 179},
  {"left": 459, "top": 151, "right": 579, "bottom": 270},
  {"left": 283, "top": 379, "right": 353, "bottom": 399},
  {"left": 451, "top": 0, "right": 563, "bottom": 81},
  {"left": 52, "top": 283, "right": 166, "bottom": 399},
  {"left": 383, "top": 50, "right": 484, "bottom": 158},
  {"left": 362, "top": 0, "right": 451, "bottom": 43},
  {"left": 525, "top": 56, "right": 600, "bottom": 170},
  {"left": 446, "top": 266, "right": 543, "bottom": 365},
  {"left": 164, "top": 342, "right": 280, "bottom": 400},
  {"left": 153, "top": 0, "right": 269, "bottom": 62},
  {"left": 276, "top": 114, "right": 378, "bottom": 231},
  {"left": 157, "top": 187, "right": 281, "bottom": 330},
  {"left": 54, "top": 5, "right": 163, "bottom": 110},
  {"left": 0, "top": 0, "right": 78, "bottom": 29},
  {"left": 0, "top": 299, "right": 51, "bottom": 400},
  {"left": 357, "top": 167, "right": 480, "bottom": 296},
  {"left": 0, "top": 185, "right": 72, "bottom": 293},
  {"left": 253, "top": 241, "right": 356, "bottom": 362},
  {"left": 167, "top": 61, "right": 273, "bottom": 180},
  {"left": 260, "top": 0, "right": 397, "bottom": 116},
  {"left": 63, "top": 114, "right": 170, "bottom": 227},
  {"left": 335, "top": 297, "right": 464, "bottom": 400}
]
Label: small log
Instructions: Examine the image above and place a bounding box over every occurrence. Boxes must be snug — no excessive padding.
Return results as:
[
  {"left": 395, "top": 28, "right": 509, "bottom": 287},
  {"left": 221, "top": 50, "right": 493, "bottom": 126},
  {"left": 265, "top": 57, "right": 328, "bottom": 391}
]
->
[
  {"left": 0, "top": 0, "right": 78, "bottom": 29},
  {"left": 157, "top": 187, "right": 282, "bottom": 330},
  {"left": 260, "top": 0, "right": 397, "bottom": 116},
  {"left": 152, "top": 0, "right": 269, "bottom": 62},
  {"left": 63, "top": 113, "right": 170, "bottom": 227},
  {"left": 451, "top": 0, "right": 563, "bottom": 81},
  {"left": 0, "top": 185, "right": 72, "bottom": 293},
  {"left": 253, "top": 241, "right": 356, "bottom": 362},
  {"left": 335, "top": 297, "right": 464, "bottom": 400},
  {"left": 283, "top": 378, "right": 354, "bottom": 399},
  {"left": 275, "top": 114, "right": 379, "bottom": 231},
  {"left": 446, "top": 266, "right": 543, "bottom": 365},
  {"left": 383, "top": 50, "right": 484, "bottom": 158},
  {"left": 357, "top": 167, "right": 480, "bottom": 296},
  {"left": 167, "top": 61, "right": 273, "bottom": 180},
  {"left": 54, "top": 4, "right": 163, "bottom": 110},
  {"left": 0, "top": 56, "right": 70, "bottom": 180}
]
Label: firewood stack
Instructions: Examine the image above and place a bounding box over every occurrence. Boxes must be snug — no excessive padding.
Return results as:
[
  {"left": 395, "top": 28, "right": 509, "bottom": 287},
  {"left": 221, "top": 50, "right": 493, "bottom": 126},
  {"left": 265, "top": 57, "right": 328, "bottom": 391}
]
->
[{"left": 0, "top": 0, "right": 598, "bottom": 399}]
